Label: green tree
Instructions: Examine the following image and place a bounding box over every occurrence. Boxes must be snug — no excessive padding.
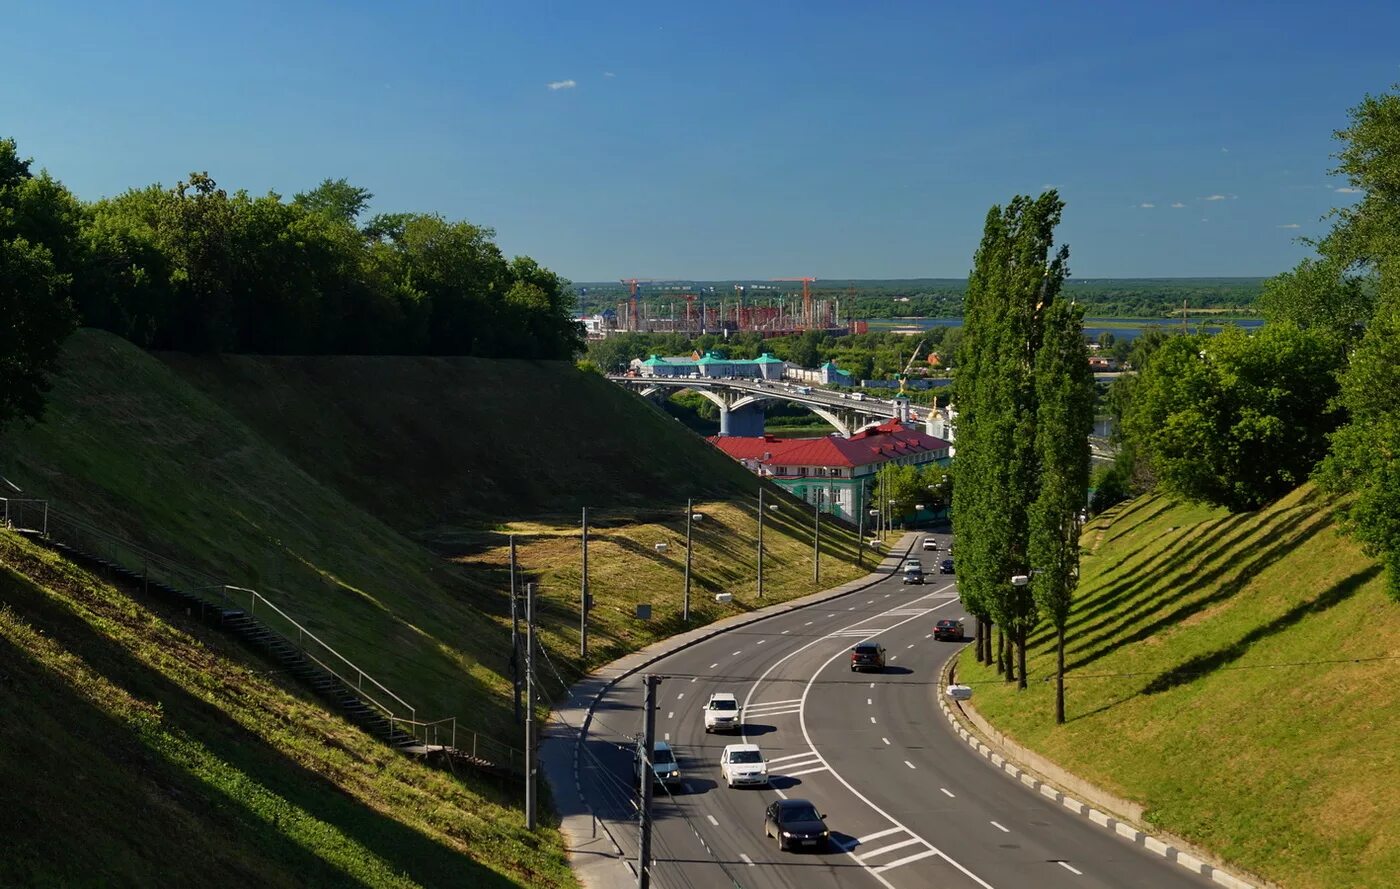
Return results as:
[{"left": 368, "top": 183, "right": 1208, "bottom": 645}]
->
[
  {"left": 1029, "top": 300, "right": 1094, "bottom": 723},
  {"left": 0, "top": 138, "right": 78, "bottom": 426},
  {"left": 953, "top": 191, "right": 1070, "bottom": 683},
  {"left": 293, "top": 177, "right": 373, "bottom": 225},
  {"left": 1125, "top": 325, "right": 1342, "bottom": 511}
]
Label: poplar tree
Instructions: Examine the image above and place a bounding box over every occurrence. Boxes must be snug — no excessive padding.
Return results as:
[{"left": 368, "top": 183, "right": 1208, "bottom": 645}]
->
[{"left": 1029, "top": 299, "right": 1094, "bottom": 722}]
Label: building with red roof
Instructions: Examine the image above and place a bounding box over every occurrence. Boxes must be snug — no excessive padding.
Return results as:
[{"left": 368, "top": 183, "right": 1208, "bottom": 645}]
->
[{"left": 708, "top": 421, "right": 951, "bottom": 521}]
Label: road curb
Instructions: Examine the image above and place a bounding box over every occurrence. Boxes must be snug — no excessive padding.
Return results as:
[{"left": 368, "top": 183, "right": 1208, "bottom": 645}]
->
[
  {"left": 543, "top": 532, "right": 923, "bottom": 889},
  {"left": 936, "top": 652, "right": 1276, "bottom": 889}
]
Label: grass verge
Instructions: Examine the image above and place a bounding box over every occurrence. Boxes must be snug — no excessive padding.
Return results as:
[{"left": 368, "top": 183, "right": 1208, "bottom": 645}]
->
[{"left": 957, "top": 485, "right": 1399, "bottom": 889}]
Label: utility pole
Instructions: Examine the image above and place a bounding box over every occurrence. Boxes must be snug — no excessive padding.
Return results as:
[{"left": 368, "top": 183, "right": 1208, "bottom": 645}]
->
[
  {"left": 510, "top": 534, "right": 521, "bottom": 724},
  {"left": 525, "top": 581, "right": 538, "bottom": 830},
  {"left": 856, "top": 487, "right": 864, "bottom": 568},
  {"left": 757, "top": 488, "right": 765, "bottom": 599},
  {"left": 580, "top": 507, "right": 589, "bottom": 660},
  {"left": 683, "top": 498, "right": 693, "bottom": 623},
  {"left": 637, "top": 674, "right": 661, "bottom": 889},
  {"left": 813, "top": 491, "right": 821, "bottom": 585}
]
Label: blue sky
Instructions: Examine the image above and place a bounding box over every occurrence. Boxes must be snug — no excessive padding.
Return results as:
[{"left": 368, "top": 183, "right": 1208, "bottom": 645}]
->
[{"left": 3, "top": 1, "right": 1397, "bottom": 280}]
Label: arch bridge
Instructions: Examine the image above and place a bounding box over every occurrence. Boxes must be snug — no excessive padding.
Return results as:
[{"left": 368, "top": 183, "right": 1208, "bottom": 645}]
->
[{"left": 608, "top": 375, "right": 915, "bottom": 437}]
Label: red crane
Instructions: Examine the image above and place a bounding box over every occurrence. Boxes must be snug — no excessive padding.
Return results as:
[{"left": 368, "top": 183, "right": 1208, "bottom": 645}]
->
[
  {"left": 773, "top": 277, "right": 817, "bottom": 329},
  {"left": 620, "top": 278, "right": 653, "bottom": 331}
]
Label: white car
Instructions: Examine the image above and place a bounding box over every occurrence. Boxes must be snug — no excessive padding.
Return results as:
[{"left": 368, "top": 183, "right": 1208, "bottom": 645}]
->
[
  {"left": 704, "top": 692, "right": 741, "bottom": 733},
  {"left": 720, "top": 744, "right": 769, "bottom": 788},
  {"left": 922, "top": 538, "right": 939, "bottom": 551},
  {"left": 903, "top": 559, "right": 922, "bottom": 573}
]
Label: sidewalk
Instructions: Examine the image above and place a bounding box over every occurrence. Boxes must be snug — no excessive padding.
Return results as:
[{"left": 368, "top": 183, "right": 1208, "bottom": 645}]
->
[{"left": 540, "top": 533, "right": 922, "bottom": 889}]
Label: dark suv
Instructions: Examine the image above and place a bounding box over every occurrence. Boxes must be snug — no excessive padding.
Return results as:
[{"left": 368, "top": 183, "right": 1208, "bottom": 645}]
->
[
  {"left": 933, "top": 618, "right": 964, "bottom": 641},
  {"left": 850, "top": 642, "right": 886, "bottom": 672}
]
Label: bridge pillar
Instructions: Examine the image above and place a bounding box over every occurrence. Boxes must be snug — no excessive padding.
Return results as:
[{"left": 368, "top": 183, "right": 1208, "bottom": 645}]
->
[{"left": 718, "top": 403, "right": 765, "bottom": 437}]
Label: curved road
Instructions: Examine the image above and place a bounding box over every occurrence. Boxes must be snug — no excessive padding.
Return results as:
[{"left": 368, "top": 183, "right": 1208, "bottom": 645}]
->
[{"left": 577, "top": 531, "right": 1212, "bottom": 889}]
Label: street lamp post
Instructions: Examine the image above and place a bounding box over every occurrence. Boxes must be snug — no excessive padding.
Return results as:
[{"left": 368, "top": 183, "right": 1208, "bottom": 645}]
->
[{"left": 757, "top": 488, "right": 764, "bottom": 599}]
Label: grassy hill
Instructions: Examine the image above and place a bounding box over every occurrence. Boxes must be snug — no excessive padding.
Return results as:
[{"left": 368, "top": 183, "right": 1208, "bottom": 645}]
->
[
  {"left": 958, "top": 485, "right": 1399, "bottom": 889},
  {"left": 0, "top": 329, "right": 867, "bottom": 883},
  {"left": 0, "top": 529, "right": 574, "bottom": 889}
]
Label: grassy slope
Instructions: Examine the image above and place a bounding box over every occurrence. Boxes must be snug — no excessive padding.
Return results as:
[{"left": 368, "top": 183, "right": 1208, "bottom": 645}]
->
[
  {"left": 0, "top": 329, "right": 863, "bottom": 737},
  {"left": 0, "top": 530, "right": 574, "bottom": 889},
  {"left": 958, "top": 485, "right": 1399, "bottom": 889}
]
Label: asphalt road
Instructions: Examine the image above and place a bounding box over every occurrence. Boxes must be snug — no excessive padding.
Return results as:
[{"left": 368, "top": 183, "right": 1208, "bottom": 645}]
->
[{"left": 578, "top": 531, "right": 1214, "bottom": 889}]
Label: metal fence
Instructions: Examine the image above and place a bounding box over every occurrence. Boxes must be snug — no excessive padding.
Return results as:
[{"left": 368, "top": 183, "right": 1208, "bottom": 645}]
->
[{"left": 1, "top": 498, "right": 49, "bottom": 536}]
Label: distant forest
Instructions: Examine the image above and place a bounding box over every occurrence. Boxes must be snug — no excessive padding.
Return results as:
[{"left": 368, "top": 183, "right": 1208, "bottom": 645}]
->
[{"left": 574, "top": 277, "right": 1264, "bottom": 320}]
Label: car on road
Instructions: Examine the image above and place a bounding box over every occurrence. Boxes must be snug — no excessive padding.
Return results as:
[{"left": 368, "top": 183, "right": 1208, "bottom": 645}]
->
[
  {"left": 720, "top": 744, "right": 769, "bottom": 788},
  {"left": 635, "top": 739, "right": 682, "bottom": 788},
  {"left": 922, "top": 537, "right": 939, "bottom": 551},
  {"left": 903, "top": 565, "right": 924, "bottom": 584},
  {"left": 902, "top": 558, "right": 922, "bottom": 573},
  {"left": 934, "top": 618, "right": 965, "bottom": 641},
  {"left": 704, "top": 692, "right": 741, "bottom": 733},
  {"left": 763, "top": 799, "right": 830, "bottom": 851},
  {"left": 939, "top": 558, "right": 955, "bottom": 574},
  {"left": 850, "top": 641, "right": 886, "bottom": 672}
]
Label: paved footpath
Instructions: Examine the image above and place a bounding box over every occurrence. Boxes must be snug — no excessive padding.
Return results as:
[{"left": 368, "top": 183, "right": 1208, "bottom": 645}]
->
[{"left": 540, "top": 535, "right": 921, "bottom": 889}]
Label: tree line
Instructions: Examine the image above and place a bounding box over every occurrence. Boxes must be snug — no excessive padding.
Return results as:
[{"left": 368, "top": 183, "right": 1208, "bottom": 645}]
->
[
  {"left": 1096, "top": 84, "right": 1400, "bottom": 603},
  {"left": 1, "top": 137, "right": 582, "bottom": 427}
]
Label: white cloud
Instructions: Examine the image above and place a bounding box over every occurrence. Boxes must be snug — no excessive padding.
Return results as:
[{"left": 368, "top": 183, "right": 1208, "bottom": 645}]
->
[
  {"left": 603, "top": 71, "right": 616, "bottom": 78},
  {"left": 1204, "top": 194, "right": 1228, "bottom": 201},
  {"left": 1138, "top": 202, "right": 1155, "bottom": 208},
  {"left": 547, "top": 79, "right": 577, "bottom": 91},
  {"left": 1171, "top": 202, "right": 1185, "bottom": 208},
  {"left": 1335, "top": 186, "right": 1362, "bottom": 194},
  {"left": 1277, "top": 223, "right": 1301, "bottom": 229},
  {"left": 1221, "top": 147, "right": 1230, "bottom": 153}
]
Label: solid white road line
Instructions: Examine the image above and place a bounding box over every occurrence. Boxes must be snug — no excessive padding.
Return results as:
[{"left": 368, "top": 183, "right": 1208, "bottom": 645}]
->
[
  {"left": 858, "top": 837, "right": 923, "bottom": 860},
  {"left": 1058, "top": 862, "right": 1083, "bottom": 875},
  {"left": 767, "top": 751, "right": 818, "bottom": 764},
  {"left": 786, "top": 765, "right": 829, "bottom": 777},
  {"left": 940, "top": 788, "right": 956, "bottom": 798},
  {"left": 990, "top": 821, "right": 1009, "bottom": 833},
  {"left": 875, "top": 849, "right": 940, "bottom": 872}
]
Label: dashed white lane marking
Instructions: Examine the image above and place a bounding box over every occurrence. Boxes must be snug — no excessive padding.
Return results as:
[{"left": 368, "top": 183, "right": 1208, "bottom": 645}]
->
[
  {"left": 827, "top": 613, "right": 836, "bottom": 617},
  {"left": 884, "top": 594, "right": 890, "bottom": 598},
  {"left": 667, "top": 711, "right": 674, "bottom": 719},
  {"left": 664, "top": 732, "right": 670, "bottom": 740},
  {"left": 867, "top": 599, "right": 874, "bottom": 604},
  {"left": 870, "top": 716, "right": 877, "bottom": 724},
  {"left": 709, "top": 663, "right": 719, "bottom": 669},
  {"left": 940, "top": 787, "right": 955, "bottom": 798},
  {"left": 890, "top": 655, "right": 898, "bottom": 661},
  {"left": 867, "top": 698, "right": 873, "bottom": 706},
  {"left": 904, "top": 761, "right": 916, "bottom": 769},
  {"left": 990, "top": 821, "right": 1008, "bottom": 833},
  {"left": 757, "top": 639, "right": 766, "bottom": 645},
  {"left": 739, "top": 853, "right": 755, "bottom": 866},
  {"left": 690, "top": 676, "right": 697, "bottom": 682},
  {"left": 732, "top": 650, "right": 741, "bottom": 656},
  {"left": 677, "top": 693, "right": 684, "bottom": 699},
  {"left": 805, "top": 621, "right": 814, "bottom": 626},
  {"left": 706, "top": 814, "right": 719, "bottom": 827},
  {"left": 848, "top": 606, "right": 856, "bottom": 610},
  {"left": 882, "top": 737, "right": 890, "bottom": 745},
  {"left": 869, "top": 682, "right": 876, "bottom": 689},
  {"left": 906, "top": 643, "right": 914, "bottom": 649},
  {"left": 925, "top": 634, "right": 933, "bottom": 639},
  {"left": 782, "top": 629, "right": 790, "bottom": 634},
  {"left": 1057, "top": 861, "right": 1083, "bottom": 875}
]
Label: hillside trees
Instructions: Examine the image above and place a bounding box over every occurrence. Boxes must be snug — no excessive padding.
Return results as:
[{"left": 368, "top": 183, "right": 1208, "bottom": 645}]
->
[
  {"left": 0, "top": 136, "right": 583, "bottom": 360},
  {"left": 953, "top": 191, "right": 1092, "bottom": 693},
  {"left": 0, "top": 138, "right": 79, "bottom": 427}
]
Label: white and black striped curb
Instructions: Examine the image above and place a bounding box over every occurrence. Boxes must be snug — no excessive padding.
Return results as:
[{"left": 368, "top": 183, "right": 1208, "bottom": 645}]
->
[{"left": 935, "top": 671, "right": 1261, "bottom": 889}]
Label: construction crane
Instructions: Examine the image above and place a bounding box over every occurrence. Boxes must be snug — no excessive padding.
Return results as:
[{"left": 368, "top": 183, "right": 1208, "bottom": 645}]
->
[
  {"left": 774, "top": 277, "right": 817, "bottom": 329},
  {"left": 897, "top": 341, "right": 925, "bottom": 396},
  {"left": 620, "top": 278, "right": 653, "bottom": 331}
]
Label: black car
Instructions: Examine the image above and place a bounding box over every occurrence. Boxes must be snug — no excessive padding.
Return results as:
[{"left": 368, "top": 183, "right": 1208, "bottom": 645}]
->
[
  {"left": 850, "top": 642, "right": 886, "bottom": 672},
  {"left": 939, "top": 558, "right": 955, "bottom": 574},
  {"left": 764, "top": 799, "right": 830, "bottom": 851},
  {"left": 934, "top": 618, "right": 964, "bottom": 641},
  {"left": 903, "top": 567, "right": 924, "bottom": 584}
]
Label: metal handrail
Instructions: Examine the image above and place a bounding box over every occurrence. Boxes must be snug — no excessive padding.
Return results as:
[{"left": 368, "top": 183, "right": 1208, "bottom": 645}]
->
[
  {"left": 225, "top": 584, "right": 417, "bottom": 722},
  {"left": 1, "top": 497, "right": 49, "bottom": 536}
]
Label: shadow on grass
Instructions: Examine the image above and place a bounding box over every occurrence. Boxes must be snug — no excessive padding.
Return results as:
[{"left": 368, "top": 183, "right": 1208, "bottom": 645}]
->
[
  {"left": 1065, "top": 509, "right": 1332, "bottom": 672},
  {"left": 1141, "top": 564, "right": 1382, "bottom": 695},
  {"left": 1063, "top": 506, "right": 1325, "bottom": 665},
  {"left": 2, "top": 566, "right": 533, "bottom": 889}
]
